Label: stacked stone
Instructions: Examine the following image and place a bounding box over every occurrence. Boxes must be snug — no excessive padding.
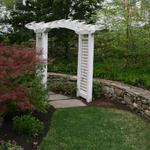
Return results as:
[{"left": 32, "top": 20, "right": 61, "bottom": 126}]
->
[
  {"left": 101, "top": 79, "right": 150, "bottom": 120},
  {"left": 48, "top": 73, "right": 150, "bottom": 120}
]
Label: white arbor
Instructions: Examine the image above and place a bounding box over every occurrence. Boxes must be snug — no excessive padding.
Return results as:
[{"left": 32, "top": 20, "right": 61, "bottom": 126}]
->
[{"left": 25, "top": 19, "right": 103, "bottom": 102}]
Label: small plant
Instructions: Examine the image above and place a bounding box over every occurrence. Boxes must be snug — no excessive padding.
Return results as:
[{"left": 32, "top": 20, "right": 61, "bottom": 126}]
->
[
  {"left": 48, "top": 79, "right": 76, "bottom": 97},
  {"left": 0, "top": 140, "right": 22, "bottom": 150},
  {"left": 48, "top": 78, "right": 103, "bottom": 100},
  {"left": 93, "top": 81, "right": 103, "bottom": 100},
  {"left": 13, "top": 114, "right": 44, "bottom": 136}
]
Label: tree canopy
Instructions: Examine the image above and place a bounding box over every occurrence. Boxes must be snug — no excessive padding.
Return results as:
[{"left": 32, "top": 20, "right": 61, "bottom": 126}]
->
[{"left": 1, "top": 0, "right": 104, "bottom": 44}]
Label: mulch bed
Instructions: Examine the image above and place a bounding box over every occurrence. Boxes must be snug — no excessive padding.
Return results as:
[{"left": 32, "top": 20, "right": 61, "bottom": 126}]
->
[{"left": 0, "top": 106, "right": 56, "bottom": 150}]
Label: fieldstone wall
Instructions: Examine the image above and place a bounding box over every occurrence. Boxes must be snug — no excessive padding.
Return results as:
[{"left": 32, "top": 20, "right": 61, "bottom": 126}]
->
[
  {"left": 48, "top": 72, "right": 150, "bottom": 120},
  {"left": 99, "top": 79, "right": 150, "bottom": 120}
]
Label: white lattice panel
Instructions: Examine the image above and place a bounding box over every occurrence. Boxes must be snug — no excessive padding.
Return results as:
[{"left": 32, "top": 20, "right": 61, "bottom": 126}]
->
[
  {"left": 77, "top": 35, "right": 89, "bottom": 99},
  {"left": 77, "top": 34, "right": 94, "bottom": 102}
]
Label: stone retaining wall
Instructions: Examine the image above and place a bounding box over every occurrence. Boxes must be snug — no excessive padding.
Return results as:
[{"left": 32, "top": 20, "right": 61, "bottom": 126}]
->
[
  {"left": 48, "top": 72, "right": 150, "bottom": 120},
  {"left": 99, "top": 79, "right": 150, "bottom": 120}
]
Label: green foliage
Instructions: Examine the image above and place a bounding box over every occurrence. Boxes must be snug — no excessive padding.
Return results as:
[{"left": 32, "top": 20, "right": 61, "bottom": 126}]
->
[
  {"left": 48, "top": 78, "right": 103, "bottom": 100},
  {"left": 0, "top": 117, "right": 3, "bottom": 128},
  {"left": 48, "top": 79, "right": 76, "bottom": 97},
  {"left": 47, "top": 0, "right": 150, "bottom": 80},
  {"left": 48, "top": 58, "right": 77, "bottom": 75},
  {"left": 48, "top": 42, "right": 150, "bottom": 90},
  {"left": 93, "top": 0, "right": 150, "bottom": 51},
  {"left": 1, "top": 0, "right": 103, "bottom": 44},
  {"left": 0, "top": 140, "right": 21, "bottom": 150},
  {"left": 16, "top": 73, "right": 48, "bottom": 113},
  {"left": 13, "top": 114, "right": 44, "bottom": 136},
  {"left": 93, "top": 81, "right": 103, "bottom": 100},
  {"left": 52, "top": 0, "right": 103, "bottom": 22},
  {"left": 5, "top": 101, "right": 22, "bottom": 116},
  {"left": 3, "top": 0, "right": 14, "bottom": 9}
]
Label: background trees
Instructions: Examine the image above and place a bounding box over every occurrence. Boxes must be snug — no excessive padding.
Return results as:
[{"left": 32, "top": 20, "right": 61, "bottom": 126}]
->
[
  {"left": 94, "top": 0, "right": 150, "bottom": 52},
  {"left": 0, "top": 0, "right": 104, "bottom": 59}
]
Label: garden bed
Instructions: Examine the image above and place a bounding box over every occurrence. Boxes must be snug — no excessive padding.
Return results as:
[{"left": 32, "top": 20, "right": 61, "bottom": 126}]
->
[{"left": 0, "top": 106, "right": 55, "bottom": 150}]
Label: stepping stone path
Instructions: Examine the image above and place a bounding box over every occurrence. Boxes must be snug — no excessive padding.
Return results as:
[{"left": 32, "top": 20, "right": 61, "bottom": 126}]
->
[{"left": 48, "top": 92, "right": 87, "bottom": 108}]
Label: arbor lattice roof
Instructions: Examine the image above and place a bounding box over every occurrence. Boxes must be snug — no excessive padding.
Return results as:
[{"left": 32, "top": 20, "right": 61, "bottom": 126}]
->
[{"left": 25, "top": 19, "right": 103, "bottom": 34}]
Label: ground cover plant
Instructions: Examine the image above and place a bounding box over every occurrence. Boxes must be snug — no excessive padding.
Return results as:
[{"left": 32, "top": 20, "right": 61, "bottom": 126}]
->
[
  {"left": 38, "top": 107, "right": 150, "bottom": 150},
  {"left": 48, "top": 77, "right": 103, "bottom": 100},
  {"left": 13, "top": 114, "right": 44, "bottom": 136},
  {"left": 0, "top": 140, "right": 22, "bottom": 150},
  {"left": 0, "top": 106, "right": 55, "bottom": 150}
]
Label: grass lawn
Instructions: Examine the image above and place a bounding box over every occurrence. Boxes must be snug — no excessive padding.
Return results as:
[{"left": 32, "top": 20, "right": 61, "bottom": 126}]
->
[{"left": 38, "top": 107, "right": 150, "bottom": 150}]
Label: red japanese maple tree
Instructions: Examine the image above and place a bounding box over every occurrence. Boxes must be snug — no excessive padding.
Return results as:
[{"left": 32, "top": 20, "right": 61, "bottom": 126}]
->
[{"left": 0, "top": 43, "right": 40, "bottom": 112}]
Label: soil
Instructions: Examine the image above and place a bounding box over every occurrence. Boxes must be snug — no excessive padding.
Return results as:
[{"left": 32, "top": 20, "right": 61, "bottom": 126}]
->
[{"left": 0, "top": 106, "right": 56, "bottom": 150}]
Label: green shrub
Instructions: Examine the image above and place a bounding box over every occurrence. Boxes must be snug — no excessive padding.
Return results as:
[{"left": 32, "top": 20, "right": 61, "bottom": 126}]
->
[
  {"left": 48, "top": 59, "right": 77, "bottom": 75},
  {"left": 0, "top": 117, "right": 3, "bottom": 128},
  {"left": 48, "top": 78, "right": 103, "bottom": 100},
  {"left": 13, "top": 114, "right": 44, "bottom": 136},
  {"left": 16, "top": 73, "right": 48, "bottom": 113},
  {"left": 0, "top": 140, "right": 21, "bottom": 150},
  {"left": 5, "top": 101, "right": 22, "bottom": 116},
  {"left": 48, "top": 79, "right": 76, "bottom": 97},
  {"left": 93, "top": 81, "right": 103, "bottom": 100}
]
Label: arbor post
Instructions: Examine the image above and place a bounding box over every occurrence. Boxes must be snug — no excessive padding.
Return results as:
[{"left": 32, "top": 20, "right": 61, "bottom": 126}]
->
[
  {"left": 77, "top": 34, "right": 94, "bottom": 102},
  {"left": 36, "top": 32, "right": 48, "bottom": 87}
]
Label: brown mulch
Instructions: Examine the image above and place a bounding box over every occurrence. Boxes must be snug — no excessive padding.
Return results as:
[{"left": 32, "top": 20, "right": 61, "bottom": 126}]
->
[{"left": 0, "top": 106, "right": 56, "bottom": 150}]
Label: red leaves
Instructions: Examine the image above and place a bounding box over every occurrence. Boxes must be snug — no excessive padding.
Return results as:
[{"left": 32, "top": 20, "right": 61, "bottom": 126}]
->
[
  {"left": 0, "top": 43, "right": 38, "bottom": 111},
  {"left": 0, "top": 43, "right": 37, "bottom": 79}
]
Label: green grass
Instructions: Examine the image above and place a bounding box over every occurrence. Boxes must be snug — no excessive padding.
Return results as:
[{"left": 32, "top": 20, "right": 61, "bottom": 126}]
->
[{"left": 38, "top": 107, "right": 150, "bottom": 150}]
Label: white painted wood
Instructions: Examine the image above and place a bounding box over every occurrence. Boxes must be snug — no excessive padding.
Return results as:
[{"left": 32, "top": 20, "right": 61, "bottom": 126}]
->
[
  {"left": 77, "top": 34, "right": 89, "bottom": 100},
  {"left": 87, "top": 34, "right": 94, "bottom": 102},
  {"left": 42, "top": 32, "right": 48, "bottom": 86},
  {"left": 23, "top": 0, "right": 26, "bottom": 5},
  {"left": 25, "top": 19, "right": 100, "bottom": 34},
  {"left": 23, "top": 0, "right": 36, "bottom": 6},
  {"left": 36, "top": 33, "right": 42, "bottom": 50},
  {"left": 76, "top": 34, "right": 94, "bottom": 102},
  {"left": 36, "top": 32, "right": 48, "bottom": 87},
  {"left": 26, "top": 19, "right": 100, "bottom": 102},
  {"left": 77, "top": 34, "right": 82, "bottom": 97}
]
